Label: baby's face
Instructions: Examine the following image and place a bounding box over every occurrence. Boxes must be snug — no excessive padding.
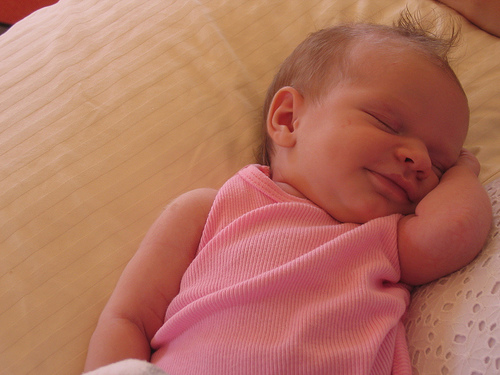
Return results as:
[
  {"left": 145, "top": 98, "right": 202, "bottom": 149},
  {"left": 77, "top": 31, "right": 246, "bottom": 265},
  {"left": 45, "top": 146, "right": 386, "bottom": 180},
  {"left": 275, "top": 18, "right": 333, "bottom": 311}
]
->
[{"left": 278, "top": 44, "right": 469, "bottom": 223}]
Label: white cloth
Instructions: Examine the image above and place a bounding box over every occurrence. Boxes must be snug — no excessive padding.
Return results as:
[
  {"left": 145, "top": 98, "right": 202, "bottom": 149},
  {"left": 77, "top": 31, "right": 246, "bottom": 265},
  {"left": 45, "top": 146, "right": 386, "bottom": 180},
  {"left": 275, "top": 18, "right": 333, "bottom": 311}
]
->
[{"left": 84, "top": 360, "right": 168, "bottom": 375}]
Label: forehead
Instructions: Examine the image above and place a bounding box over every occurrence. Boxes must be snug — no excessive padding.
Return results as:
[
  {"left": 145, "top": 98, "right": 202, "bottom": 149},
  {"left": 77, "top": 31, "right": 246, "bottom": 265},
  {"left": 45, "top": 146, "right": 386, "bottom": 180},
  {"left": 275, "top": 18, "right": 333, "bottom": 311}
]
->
[
  {"left": 346, "top": 38, "right": 468, "bottom": 112},
  {"left": 347, "top": 37, "right": 453, "bottom": 80},
  {"left": 344, "top": 41, "right": 469, "bottom": 165}
]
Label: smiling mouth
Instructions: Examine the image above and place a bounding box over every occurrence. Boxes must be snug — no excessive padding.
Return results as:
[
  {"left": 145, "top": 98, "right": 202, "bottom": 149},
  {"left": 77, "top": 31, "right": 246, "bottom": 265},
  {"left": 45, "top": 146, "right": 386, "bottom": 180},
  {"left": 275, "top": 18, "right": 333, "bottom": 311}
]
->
[{"left": 367, "top": 170, "right": 415, "bottom": 204}]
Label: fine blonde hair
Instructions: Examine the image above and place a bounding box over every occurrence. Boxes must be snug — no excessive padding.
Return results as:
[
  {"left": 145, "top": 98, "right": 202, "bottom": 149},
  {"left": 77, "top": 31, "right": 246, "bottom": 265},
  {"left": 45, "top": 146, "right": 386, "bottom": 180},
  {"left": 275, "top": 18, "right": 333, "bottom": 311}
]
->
[{"left": 258, "top": 11, "right": 461, "bottom": 166}]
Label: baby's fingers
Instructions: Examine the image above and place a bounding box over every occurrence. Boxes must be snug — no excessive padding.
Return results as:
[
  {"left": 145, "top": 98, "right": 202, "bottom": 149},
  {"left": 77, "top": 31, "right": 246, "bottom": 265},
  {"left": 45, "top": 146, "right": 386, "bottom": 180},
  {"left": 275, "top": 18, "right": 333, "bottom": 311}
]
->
[{"left": 455, "top": 148, "right": 480, "bottom": 176}]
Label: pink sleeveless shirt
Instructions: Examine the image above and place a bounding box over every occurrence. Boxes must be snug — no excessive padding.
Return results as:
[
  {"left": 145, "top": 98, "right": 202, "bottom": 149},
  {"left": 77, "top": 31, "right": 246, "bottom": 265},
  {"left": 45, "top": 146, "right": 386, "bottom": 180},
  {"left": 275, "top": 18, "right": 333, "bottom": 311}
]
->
[{"left": 151, "top": 165, "right": 411, "bottom": 374}]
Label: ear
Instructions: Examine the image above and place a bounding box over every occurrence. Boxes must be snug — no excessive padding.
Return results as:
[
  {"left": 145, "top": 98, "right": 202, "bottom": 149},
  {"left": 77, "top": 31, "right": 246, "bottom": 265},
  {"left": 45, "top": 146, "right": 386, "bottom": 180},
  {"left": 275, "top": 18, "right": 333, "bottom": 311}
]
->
[{"left": 267, "top": 86, "right": 305, "bottom": 148}]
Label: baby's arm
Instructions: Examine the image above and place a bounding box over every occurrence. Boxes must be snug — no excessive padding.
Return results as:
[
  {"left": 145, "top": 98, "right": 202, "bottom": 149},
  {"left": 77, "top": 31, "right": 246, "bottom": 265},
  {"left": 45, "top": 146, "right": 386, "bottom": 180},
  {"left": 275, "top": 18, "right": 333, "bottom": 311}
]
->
[
  {"left": 438, "top": 0, "right": 500, "bottom": 37},
  {"left": 84, "top": 188, "right": 217, "bottom": 372},
  {"left": 398, "top": 150, "right": 492, "bottom": 285}
]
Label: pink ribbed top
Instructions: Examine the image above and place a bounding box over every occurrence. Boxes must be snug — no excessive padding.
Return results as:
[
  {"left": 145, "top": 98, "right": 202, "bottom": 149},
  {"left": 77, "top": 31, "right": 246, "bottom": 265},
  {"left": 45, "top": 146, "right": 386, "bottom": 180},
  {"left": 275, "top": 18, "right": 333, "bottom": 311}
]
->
[{"left": 151, "top": 165, "right": 411, "bottom": 374}]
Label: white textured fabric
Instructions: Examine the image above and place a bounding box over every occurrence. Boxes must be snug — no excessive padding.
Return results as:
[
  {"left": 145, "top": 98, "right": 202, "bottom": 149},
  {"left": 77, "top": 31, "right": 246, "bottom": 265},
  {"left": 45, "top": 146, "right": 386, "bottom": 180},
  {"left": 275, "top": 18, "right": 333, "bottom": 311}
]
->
[
  {"left": 85, "top": 360, "right": 167, "bottom": 375},
  {"left": 406, "top": 177, "right": 500, "bottom": 375},
  {"left": 0, "top": 0, "right": 499, "bottom": 374}
]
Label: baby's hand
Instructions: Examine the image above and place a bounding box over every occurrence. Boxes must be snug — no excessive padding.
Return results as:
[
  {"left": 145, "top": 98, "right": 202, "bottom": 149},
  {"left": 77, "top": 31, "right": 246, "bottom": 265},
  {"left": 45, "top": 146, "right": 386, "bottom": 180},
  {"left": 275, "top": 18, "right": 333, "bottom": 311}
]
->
[
  {"left": 437, "top": 0, "right": 500, "bottom": 37},
  {"left": 399, "top": 148, "right": 490, "bottom": 285},
  {"left": 453, "top": 148, "right": 481, "bottom": 176}
]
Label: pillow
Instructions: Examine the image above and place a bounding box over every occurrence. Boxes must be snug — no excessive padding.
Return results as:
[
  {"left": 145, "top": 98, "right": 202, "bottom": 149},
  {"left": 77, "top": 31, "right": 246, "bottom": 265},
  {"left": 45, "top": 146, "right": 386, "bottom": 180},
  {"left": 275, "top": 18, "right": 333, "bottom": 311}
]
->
[{"left": 406, "top": 177, "right": 500, "bottom": 374}]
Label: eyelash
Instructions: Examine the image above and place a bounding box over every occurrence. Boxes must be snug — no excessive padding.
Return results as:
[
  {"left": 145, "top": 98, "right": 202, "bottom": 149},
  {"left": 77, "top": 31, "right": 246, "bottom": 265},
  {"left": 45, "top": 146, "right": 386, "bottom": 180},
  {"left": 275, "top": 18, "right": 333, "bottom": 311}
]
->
[
  {"left": 432, "top": 164, "right": 445, "bottom": 178},
  {"left": 380, "top": 121, "right": 397, "bottom": 133},
  {"left": 370, "top": 114, "right": 398, "bottom": 134}
]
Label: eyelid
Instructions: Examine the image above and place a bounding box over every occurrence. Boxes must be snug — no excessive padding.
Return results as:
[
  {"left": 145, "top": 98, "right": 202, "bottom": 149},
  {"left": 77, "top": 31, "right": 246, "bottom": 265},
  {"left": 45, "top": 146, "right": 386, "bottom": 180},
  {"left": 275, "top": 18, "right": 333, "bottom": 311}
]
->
[
  {"left": 368, "top": 112, "right": 398, "bottom": 134},
  {"left": 432, "top": 163, "right": 445, "bottom": 178}
]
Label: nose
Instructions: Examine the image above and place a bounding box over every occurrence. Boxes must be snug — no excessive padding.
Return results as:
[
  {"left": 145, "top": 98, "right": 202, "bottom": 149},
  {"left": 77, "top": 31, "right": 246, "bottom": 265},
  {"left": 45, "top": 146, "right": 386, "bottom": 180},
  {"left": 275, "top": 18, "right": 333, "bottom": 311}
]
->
[{"left": 395, "top": 140, "right": 432, "bottom": 180}]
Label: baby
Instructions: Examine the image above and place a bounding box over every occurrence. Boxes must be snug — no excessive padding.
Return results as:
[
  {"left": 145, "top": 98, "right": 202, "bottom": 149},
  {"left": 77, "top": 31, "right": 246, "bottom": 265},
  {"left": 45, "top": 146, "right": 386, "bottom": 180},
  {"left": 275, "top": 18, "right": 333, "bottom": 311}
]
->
[{"left": 84, "top": 13, "right": 492, "bottom": 375}]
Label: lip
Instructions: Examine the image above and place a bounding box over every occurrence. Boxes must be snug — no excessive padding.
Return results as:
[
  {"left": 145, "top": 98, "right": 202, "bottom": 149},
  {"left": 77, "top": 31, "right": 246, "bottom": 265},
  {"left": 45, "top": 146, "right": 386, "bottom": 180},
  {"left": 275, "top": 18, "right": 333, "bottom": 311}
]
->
[{"left": 367, "top": 170, "right": 417, "bottom": 203}]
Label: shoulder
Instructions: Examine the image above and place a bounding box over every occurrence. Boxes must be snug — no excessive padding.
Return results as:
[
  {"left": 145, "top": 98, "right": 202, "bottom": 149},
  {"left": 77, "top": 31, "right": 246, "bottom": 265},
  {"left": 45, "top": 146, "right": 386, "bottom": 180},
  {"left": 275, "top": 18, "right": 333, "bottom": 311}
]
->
[
  {"left": 144, "top": 188, "right": 218, "bottom": 252},
  {"left": 165, "top": 188, "right": 218, "bottom": 219},
  {"left": 168, "top": 188, "right": 218, "bottom": 209}
]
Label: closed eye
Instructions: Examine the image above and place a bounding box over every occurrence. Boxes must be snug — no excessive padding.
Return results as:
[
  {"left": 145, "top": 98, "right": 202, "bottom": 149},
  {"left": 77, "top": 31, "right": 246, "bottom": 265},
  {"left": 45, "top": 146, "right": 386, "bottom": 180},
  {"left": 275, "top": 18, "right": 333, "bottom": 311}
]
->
[
  {"left": 431, "top": 163, "right": 444, "bottom": 179},
  {"left": 368, "top": 113, "right": 398, "bottom": 134}
]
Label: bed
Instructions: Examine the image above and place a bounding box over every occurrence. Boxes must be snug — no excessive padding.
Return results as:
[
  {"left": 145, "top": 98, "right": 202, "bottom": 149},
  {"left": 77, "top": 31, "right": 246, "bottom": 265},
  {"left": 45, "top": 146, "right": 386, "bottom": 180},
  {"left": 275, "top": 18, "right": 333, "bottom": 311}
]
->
[{"left": 0, "top": 0, "right": 499, "bottom": 374}]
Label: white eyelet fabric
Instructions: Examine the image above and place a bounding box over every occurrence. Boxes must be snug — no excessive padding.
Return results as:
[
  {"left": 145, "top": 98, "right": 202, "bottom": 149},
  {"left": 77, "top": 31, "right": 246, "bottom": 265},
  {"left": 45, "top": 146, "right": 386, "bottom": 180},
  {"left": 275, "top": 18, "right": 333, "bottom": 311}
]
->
[{"left": 406, "top": 177, "right": 500, "bottom": 375}]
